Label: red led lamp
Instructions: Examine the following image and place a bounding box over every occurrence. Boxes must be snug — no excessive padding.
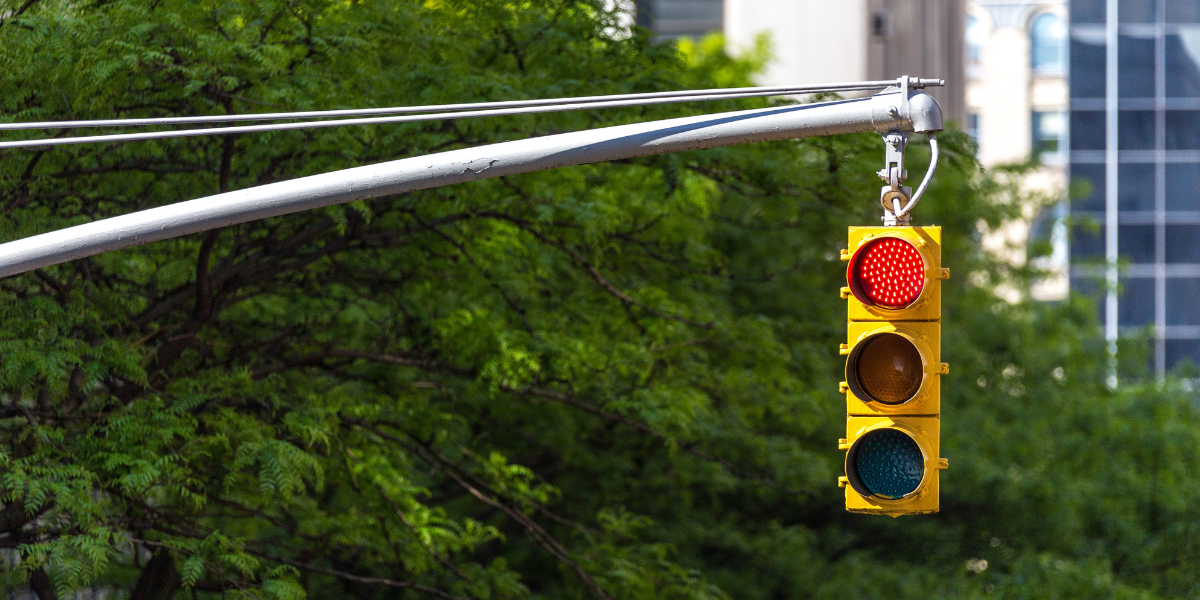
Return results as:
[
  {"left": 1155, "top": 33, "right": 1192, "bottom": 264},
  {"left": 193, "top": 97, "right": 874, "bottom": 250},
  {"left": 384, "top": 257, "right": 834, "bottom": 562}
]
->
[{"left": 847, "top": 237, "right": 926, "bottom": 309}]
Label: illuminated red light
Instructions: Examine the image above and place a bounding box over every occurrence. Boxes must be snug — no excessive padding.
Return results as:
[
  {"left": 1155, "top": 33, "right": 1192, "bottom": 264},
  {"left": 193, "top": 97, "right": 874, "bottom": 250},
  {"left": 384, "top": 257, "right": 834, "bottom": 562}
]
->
[{"left": 849, "top": 238, "right": 925, "bottom": 308}]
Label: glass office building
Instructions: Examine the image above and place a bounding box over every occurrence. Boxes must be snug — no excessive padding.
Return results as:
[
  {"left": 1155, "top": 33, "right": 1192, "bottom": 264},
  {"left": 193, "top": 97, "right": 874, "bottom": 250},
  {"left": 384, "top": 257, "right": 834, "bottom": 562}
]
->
[
  {"left": 1069, "top": 0, "right": 1200, "bottom": 373},
  {"left": 635, "top": 0, "right": 723, "bottom": 39}
]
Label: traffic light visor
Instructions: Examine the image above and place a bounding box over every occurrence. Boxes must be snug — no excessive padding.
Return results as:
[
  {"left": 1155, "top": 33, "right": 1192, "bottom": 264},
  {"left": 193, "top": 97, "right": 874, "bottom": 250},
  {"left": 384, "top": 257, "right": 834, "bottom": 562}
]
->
[
  {"left": 847, "top": 332, "right": 924, "bottom": 405},
  {"left": 847, "top": 237, "right": 926, "bottom": 309},
  {"left": 847, "top": 428, "right": 925, "bottom": 499}
]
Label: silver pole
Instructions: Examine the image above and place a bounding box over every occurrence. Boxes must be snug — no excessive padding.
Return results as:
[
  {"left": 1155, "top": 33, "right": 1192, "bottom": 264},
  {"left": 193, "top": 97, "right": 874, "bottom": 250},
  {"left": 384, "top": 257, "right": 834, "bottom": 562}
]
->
[{"left": 0, "top": 89, "right": 942, "bottom": 278}]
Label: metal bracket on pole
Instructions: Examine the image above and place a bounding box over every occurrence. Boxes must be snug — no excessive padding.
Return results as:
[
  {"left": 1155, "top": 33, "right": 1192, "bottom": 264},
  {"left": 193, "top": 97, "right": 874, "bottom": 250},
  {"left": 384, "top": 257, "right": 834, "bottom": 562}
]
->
[
  {"left": 878, "top": 130, "right": 912, "bottom": 226},
  {"left": 876, "top": 76, "right": 942, "bottom": 226}
]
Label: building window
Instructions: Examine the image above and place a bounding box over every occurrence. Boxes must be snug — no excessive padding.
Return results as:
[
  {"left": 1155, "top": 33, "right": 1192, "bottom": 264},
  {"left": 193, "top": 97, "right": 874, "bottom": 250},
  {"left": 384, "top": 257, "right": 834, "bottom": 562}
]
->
[
  {"left": 1166, "top": 163, "right": 1200, "bottom": 211},
  {"left": 1067, "top": 0, "right": 1200, "bottom": 374},
  {"left": 1032, "top": 111, "right": 1065, "bottom": 159},
  {"left": 967, "top": 113, "right": 980, "bottom": 140},
  {"left": 1031, "top": 13, "right": 1066, "bottom": 74},
  {"left": 1166, "top": 29, "right": 1200, "bottom": 97},
  {"left": 1167, "top": 279, "right": 1200, "bottom": 326},
  {"left": 636, "top": 0, "right": 722, "bottom": 39},
  {"left": 966, "top": 15, "right": 984, "bottom": 76},
  {"left": 871, "top": 10, "right": 890, "bottom": 38},
  {"left": 1070, "top": 30, "right": 1107, "bottom": 98}
]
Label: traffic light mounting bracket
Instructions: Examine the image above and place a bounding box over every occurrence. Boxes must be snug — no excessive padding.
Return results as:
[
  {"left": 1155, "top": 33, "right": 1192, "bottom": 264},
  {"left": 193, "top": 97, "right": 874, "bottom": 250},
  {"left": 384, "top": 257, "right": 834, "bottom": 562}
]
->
[{"left": 876, "top": 77, "right": 942, "bottom": 226}]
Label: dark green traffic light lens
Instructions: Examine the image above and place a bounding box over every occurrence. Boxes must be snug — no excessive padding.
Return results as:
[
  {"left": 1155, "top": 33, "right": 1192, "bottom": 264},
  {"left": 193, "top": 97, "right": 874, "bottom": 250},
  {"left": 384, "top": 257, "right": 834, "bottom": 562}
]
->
[{"left": 851, "top": 429, "right": 924, "bottom": 499}]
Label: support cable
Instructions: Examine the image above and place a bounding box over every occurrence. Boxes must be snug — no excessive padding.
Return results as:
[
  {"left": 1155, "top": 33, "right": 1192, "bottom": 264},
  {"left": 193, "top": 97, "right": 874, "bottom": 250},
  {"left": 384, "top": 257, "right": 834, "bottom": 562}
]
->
[
  {"left": 0, "top": 78, "right": 943, "bottom": 150},
  {"left": 896, "top": 135, "right": 938, "bottom": 219},
  {"left": 0, "top": 79, "right": 943, "bottom": 131}
]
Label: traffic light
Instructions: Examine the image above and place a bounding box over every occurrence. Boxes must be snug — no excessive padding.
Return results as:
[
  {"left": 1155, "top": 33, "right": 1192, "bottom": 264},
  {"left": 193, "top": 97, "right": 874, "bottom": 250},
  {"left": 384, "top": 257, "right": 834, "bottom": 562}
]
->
[{"left": 838, "top": 226, "right": 949, "bottom": 516}]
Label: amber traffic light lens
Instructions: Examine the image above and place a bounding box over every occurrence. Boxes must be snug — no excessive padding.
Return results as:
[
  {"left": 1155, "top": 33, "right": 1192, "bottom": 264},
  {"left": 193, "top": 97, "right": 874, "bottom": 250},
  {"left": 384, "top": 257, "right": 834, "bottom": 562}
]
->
[
  {"left": 852, "top": 333, "right": 922, "bottom": 404},
  {"left": 850, "top": 429, "right": 924, "bottom": 499},
  {"left": 849, "top": 237, "right": 925, "bottom": 308}
]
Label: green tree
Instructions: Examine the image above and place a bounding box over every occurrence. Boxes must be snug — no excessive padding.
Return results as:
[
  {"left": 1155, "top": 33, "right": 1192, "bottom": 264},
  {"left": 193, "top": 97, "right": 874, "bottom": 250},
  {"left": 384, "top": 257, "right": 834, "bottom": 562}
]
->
[{"left": 2, "top": 1, "right": 1199, "bottom": 600}]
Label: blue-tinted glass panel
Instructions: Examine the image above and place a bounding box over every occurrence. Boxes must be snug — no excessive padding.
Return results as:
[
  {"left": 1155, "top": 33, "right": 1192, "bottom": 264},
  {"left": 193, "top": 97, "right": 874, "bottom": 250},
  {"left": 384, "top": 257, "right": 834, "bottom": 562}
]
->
[
  {"left": 1032, "top": 14, "right": 1066, "bottom": 73},
  {"left": 1070, "top": 33, "right": 1107, "bottom": 97},
  {"left": 1167, "top": 278, "right": 1200, "bottom": 325},
  {"left": 1072, "top": 0, "right": 1106, "bottom": 23},
  {"left": 1072, "top": 111, "right": 1106, "bottom": 149},
  {"left": 1120, "top": 35, "right": 1156, "bottom": 98},
  {"left": 1166, "top": 225, "right": 1200, "bottom": 262},
  {"left": 1166, "top": 164, "right": 1200, "bottom": 210},
  {"left": 1166, "top": 31, "right": 1200, "bottom": 97},
  {"left": 646, "top": 0, "right": 722, "bottom": 37},
  {"left": 1071, "top": 222, "right": 1106, "bottom": 260},
  {"left": 1028, "top": 206, "right": 1057, "bottom": 246},
  {"left": 1119, "top": 224, "right": 1156, "bottom": 262},
  {"left": 1071, "top": 163, "right": 1106, "bottom": 211},
  {"left": 1119, "top": 277, "right": 1156, "bottom": 326},
  {"left": 1119, "top": 163, "right": 1156, "bottom": 210},
  {"left": 1166, "top": 340, "right": 1200, "bottom": 371},
  {"left": 1167, "top": 111, "right": 1200, "bottom": 149},
  {"left": 1120, "top": 111, "right": 1156, "bottom": 149},
  {"left": 1168, "top": 3, "right": 1200, "bottom": 23},
  {"left": 1120, "top": 0, "right": 1156, "bottom": 22}
]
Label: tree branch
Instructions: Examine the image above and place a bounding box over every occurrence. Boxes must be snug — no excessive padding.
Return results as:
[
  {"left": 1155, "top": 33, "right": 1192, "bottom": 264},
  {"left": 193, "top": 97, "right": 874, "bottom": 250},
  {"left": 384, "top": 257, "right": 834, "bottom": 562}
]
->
[
  {"left": 477, "top": 211, "right": 713, "bottom": 329},
  {"left": 500, "top": 383, "right": 811, "bottom": 497},
  {"left": 344, "top": 417, "right": 615, "bottom": 600}
]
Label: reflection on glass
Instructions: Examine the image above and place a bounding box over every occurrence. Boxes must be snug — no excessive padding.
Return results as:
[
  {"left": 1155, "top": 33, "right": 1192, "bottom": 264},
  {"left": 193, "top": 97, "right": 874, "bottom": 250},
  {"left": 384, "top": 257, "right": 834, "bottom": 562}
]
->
[
  {"left": 1033, "top": 111, "right": 1064, "bottom": 157},
  {"left": 1071, "top": 163, "right": 1106, "bottom": 211},
  {"left": 1070, "top": 33, "right": 1107, "bottom": 98},
  {"left": 1167, "top": 29, "right": 1200, "bottom": 97},
  {"left": 1119, "top": 224, "right": 1156, "bottom": 262},
  {"left": 1119, "top": 163, "right": 1155, "bottom": 211},
  {"left": 1120, "top": 35, "right": 1156, "bottom": 98},
  {"left": 1166, "top": 340, "right": 1200, "bottom": 371},
  {"left": 1072, "top": 111, "right": 1106, "bottom": 149},
  {"left": 1072, "top": 0, "right": 1105, "bottom": 23},
  {"left": 1119, "top": 111, "right": 1155, "bottom": 149},
  {"left": 1167, "top": 279, "right": 1200, "bottom": 325},
  {"left": 1120, "top": 0, "right": 1156, "bottom": 23},
  {"left": 1070, "top": 222, "right": 1106, "bottom": 260},
  {"left": 647, "top": 0, "right": 722, "bottom": 36},
  {"left": 1118, "top": 277, "right": 1155, "bottom": 327},
  {"left": 1166, "top": 164, "right": 1200, "bottom": 211},
  {"left": 1032, "top": 13, "right": 1065, "bottom": 73},
  {"left": 967, "top": 15, "right": 984, "bottom": 76},
  {"left": 1167, "top": 111, "right": 1200, "bottom": 149},
  {"left": 1168, "top": 2, "right": 1200, "bottom": 23},
  {"left": 1166, "top": 225, "right": 1200, "bottom": 262}
]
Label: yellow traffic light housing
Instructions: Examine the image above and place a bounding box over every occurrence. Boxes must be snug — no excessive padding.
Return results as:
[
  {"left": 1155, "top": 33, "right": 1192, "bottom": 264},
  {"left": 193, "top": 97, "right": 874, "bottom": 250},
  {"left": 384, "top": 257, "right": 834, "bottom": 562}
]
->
[{"left": 839, "top": 226, "right": 948, "bottom": 517}]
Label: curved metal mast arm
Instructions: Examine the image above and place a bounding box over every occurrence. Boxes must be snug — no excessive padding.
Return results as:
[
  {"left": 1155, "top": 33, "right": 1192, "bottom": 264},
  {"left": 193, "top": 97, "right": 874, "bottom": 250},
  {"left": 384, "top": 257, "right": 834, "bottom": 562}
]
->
[{"left": 0, "top": 87, "right": 942, "bottom": 278}]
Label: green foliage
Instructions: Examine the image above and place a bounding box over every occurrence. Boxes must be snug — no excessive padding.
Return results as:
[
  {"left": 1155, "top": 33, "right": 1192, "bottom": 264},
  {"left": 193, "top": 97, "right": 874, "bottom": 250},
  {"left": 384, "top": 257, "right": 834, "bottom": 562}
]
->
[{"left": 0, "top": 1, "right": 1197, "bottom": 599}]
